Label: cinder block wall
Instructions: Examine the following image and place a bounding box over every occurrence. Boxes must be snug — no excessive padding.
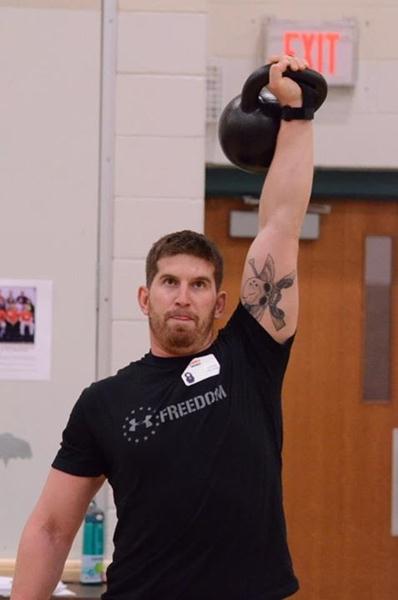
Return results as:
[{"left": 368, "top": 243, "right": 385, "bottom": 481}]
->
[
  {"left": 206, "top": 0, "right": 398, "bottom": 168},
  {"left": 105, "top": 0, "right": 207, "bottom": 558}
]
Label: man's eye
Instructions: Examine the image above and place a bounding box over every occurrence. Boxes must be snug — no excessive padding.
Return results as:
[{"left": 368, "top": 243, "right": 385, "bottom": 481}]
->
[
  {"left": 193, "top": 280, "right": 206, "bottom": 288},
  {"left": 164, "top": 278, "right": 177, "bottom": 286}
]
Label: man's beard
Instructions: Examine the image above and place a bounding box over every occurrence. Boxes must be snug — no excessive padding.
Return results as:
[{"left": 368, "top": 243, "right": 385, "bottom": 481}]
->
[{"left": 148, "top": 305, "right": 216, "bottom": 355}]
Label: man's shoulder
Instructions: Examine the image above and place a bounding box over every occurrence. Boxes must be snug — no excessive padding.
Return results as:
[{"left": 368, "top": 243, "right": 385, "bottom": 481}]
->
[
  {"left": 216, "top": 302, "right": 248, "bottom": 339},
  {"left": 217, "top": 300, "right": 294, "bottom": 354},
  {"left": 84, "top": 362, "right": 139, "bottom": 399}
]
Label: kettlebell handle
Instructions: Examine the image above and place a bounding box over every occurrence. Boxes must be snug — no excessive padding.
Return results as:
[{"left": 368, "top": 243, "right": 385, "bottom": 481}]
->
[{"left": 241, "top": 64, "right": 328, "bottom": 113}]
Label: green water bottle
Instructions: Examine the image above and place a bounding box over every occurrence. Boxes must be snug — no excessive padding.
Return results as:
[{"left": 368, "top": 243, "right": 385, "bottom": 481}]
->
[{"left": 80, "top": 500, "right": 104, "bottom": 584}]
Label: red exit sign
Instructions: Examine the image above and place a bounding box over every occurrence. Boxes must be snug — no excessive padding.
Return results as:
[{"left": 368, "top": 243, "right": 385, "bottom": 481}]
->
[
  {"left": 265, "top": 18, "right": 358, "bottom": 86},
  {"left": 284, "top": 31, "right": 340, "bottom": 76}
]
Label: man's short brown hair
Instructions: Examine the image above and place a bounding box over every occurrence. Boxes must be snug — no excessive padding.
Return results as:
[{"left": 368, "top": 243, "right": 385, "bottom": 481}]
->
[{"left": 146, "top": 230, "right": 223, "bottom": 290}]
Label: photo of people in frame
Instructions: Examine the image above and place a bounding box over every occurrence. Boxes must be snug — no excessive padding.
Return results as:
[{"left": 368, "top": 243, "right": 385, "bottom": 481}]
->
[{"left": 0, "top": 286, "right": 36, "bottom": 344}]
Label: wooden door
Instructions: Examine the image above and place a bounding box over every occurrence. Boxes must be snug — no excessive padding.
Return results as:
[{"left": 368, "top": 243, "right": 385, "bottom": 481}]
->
[{"left": 205, "top": 197, "right": 398, "bottom": 600}]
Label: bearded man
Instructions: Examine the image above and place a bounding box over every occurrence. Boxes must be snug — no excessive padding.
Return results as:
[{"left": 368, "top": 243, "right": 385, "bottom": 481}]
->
[{"left": 12, "top": 54, "right": 313, "bottom": 600}]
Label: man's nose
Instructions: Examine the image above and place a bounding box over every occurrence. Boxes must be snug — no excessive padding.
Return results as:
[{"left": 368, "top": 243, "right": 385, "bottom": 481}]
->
[{"left": 175, "top": 284, "right": 190, "bottom": 305}]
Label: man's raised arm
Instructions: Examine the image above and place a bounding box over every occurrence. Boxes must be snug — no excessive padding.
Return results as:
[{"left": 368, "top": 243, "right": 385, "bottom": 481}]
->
[{"left": 240, "top": 54, "right": 314, "bottom": 343}]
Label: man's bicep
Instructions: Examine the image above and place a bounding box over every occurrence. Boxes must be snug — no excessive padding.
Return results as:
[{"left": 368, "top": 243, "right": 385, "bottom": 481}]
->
[
  {"left": 240, "top": 226, "right": 299, "bottom": 343},
  {"left": 30, "top": 468, "right": 105, "bottom": 540}
]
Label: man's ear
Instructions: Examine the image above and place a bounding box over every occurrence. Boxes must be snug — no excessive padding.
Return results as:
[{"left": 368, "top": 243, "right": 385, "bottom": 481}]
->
[
  {"left": 137, "top": 286, "right": 149, "bottom": 316},
  {"left": 214, "top": 290, "right": 227, "bottom": 319}
]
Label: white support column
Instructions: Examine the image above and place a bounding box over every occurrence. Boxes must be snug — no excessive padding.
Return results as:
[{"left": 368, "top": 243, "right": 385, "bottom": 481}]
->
[
  {"left": 96, "top": 0, "right": 117, "bottom": 383},
  {"left": 95, "top": 0, "right": 117, "bottom": 519}
]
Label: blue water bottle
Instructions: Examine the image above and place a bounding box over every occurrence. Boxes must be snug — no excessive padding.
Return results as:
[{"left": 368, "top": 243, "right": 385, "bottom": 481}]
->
[{"left": 80, "top": 500, "right": 104, "bottom": 584}]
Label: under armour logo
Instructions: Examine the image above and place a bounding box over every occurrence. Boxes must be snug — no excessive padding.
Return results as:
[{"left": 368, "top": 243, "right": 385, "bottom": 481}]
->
[
  {"left": 122, "top": 407, "right": 159, "bottom": 445},
  {"left": 128, "top": 414, "right": 153, "bottom": 432}
]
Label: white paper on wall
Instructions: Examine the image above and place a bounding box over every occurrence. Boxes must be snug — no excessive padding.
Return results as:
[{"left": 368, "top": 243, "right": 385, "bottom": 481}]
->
[{"left": 0, "top": 279, "right": 53, "bottom": 380}]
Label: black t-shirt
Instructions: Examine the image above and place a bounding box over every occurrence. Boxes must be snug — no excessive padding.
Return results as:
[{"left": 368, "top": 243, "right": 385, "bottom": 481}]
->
[{"left": 52, "top": 303, "right": 299, "bottom": 600}]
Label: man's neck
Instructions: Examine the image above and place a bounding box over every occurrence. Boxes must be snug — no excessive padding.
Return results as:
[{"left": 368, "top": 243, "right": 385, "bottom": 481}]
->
[{"left": 150, "top": 333, "right": 216, "bottom": 358}]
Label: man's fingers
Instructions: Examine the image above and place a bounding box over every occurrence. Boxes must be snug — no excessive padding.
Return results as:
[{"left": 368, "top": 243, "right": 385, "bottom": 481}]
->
[
  {"left": 269, "top": 61, "right": 284, "bottom": 88},
  {"left": 270, "top": 56, "right": 290, "bottom": 76},
  {"left": 295, "top": 57, "right": 309, "bottom": 70},
  {"left": 287, "top": 57, "right": 300, "bottom": 71},
  {"left": 267, "top": 54, "right": 309, "bottom": 72}
]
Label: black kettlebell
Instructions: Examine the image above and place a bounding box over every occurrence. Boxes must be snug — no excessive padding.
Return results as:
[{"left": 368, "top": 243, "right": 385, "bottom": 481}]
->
[{"left": 218, "top": 64, "right": 328, "bottom": 174}]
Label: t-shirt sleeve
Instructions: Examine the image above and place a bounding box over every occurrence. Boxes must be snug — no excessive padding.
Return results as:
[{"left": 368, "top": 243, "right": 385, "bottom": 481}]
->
[
  {"left": 222, "top": 301, "right": 295, "bottom": 386},
  {"left": 52, "top": 387, "right": 106, "bottom": 477}
]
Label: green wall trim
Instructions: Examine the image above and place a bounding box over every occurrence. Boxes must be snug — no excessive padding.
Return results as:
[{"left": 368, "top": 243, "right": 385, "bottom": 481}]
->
[{"left": 206, "top": 167, "right": 398, "bottom": 200}]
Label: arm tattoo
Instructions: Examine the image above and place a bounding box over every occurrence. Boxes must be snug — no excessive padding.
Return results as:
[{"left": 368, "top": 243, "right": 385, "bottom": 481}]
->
[{"left": 241, "top": 254, "right": 295, "bottom": 331}]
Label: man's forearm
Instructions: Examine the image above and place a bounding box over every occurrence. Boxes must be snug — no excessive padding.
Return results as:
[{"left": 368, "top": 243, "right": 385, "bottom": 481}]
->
[
  {"left": 259, "top": 119, "right": 314, "bottom": 235},
  {"left": 11, "top": 521, "right": 72, "bottom": 600}
]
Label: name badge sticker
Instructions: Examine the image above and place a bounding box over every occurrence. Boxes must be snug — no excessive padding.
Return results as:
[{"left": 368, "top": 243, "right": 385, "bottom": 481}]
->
[{"left": 181, "top": 353, "right": 220, "bottom": 386}]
